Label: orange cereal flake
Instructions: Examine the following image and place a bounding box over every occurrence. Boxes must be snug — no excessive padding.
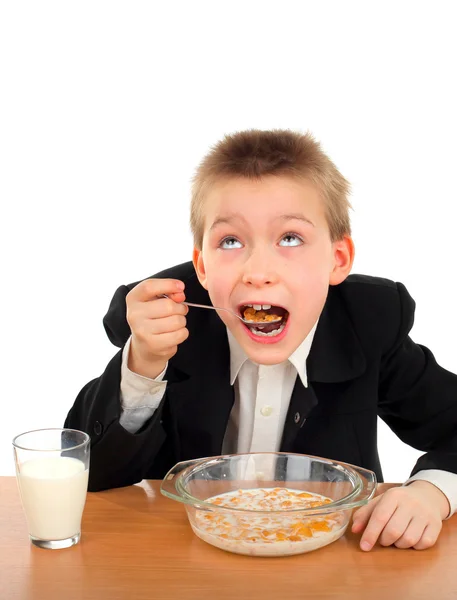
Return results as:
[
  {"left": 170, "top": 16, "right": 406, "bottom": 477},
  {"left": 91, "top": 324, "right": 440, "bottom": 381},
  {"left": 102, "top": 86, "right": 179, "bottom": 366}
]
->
[
  {"left": 294, "top": 524, "right": 313, "bottom": 537},
  {"left": 309, "top": 521, "right": 331, "bottom": 532},
  {"left": 196, "top": 487, "right": 342, "bottom": 546}
]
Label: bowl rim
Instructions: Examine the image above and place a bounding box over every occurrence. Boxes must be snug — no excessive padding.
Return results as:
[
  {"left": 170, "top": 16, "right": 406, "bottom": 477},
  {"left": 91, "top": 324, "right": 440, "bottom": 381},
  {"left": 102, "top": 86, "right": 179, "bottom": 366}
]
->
[{"left": 173, "top": 452, "right": 366, "bottom": 515}]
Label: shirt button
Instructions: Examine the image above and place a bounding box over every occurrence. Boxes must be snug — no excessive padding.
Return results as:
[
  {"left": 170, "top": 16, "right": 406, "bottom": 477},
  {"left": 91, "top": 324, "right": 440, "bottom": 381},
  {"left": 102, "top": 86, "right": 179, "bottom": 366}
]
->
[
  {"left": 260, "top": 405, "right": 273, "bottom": 417},
  {"left": 294, "top": 412, "right": 301, "bottom": 424}
]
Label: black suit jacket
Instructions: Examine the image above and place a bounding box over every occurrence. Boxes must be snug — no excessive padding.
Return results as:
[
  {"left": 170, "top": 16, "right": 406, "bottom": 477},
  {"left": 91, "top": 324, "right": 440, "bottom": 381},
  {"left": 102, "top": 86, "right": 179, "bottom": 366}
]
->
[{"left": 65, "top": 262, "right": 457, "bottom": 492}]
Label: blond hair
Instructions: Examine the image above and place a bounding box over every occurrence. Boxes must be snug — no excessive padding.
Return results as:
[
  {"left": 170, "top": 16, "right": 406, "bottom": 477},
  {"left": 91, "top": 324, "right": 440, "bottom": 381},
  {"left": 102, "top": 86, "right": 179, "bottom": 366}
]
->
[{"left": 190, "top": 129, "right": 351, "bottom": 249}]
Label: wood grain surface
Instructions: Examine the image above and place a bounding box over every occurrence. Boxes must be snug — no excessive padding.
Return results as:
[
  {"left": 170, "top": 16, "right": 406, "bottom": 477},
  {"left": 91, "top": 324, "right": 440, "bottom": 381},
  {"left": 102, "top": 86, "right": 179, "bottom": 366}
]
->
[{"left": 1, "top": 478, "right": 456, "bottom": 600}]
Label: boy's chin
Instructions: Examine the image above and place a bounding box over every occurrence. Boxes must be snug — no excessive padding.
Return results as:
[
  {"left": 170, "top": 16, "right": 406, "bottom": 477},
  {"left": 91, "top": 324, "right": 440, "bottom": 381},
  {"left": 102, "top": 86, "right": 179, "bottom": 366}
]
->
[
  {"left": 250, "top": 352, "right": 290, "bottom": 366},
  {"left": 236, "top": 337, "right": 296, "bottom": 366}
]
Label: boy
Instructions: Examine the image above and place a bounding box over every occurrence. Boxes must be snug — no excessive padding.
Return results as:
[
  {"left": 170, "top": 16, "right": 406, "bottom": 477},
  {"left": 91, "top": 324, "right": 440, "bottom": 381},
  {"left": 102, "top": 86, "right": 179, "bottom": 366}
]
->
[{"left": 66, "top": 129, "right": 457, "bottom": 552}]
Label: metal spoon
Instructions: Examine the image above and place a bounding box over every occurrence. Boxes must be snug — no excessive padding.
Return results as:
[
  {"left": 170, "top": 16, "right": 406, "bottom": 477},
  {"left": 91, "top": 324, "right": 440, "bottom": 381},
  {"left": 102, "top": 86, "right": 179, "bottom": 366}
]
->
[{"left": 161, "top": 295, "right": 283, "bottom": 326}]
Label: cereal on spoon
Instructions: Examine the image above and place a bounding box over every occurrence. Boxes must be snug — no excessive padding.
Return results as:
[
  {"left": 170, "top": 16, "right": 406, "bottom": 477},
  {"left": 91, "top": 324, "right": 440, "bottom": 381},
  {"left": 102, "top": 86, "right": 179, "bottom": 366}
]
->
[{"left": 243, "top": 307, "right": 283, "bottom": 323}]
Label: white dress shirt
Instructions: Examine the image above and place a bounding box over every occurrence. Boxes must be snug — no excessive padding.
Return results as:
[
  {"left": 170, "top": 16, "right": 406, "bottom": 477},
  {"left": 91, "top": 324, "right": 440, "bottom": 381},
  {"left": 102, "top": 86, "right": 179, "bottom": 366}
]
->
[
  {"left": 119, "top": 332, "right": 457, "bottom": 517},
  {"left": 221, "top": 326, "right": 317, "bottom": 454}
]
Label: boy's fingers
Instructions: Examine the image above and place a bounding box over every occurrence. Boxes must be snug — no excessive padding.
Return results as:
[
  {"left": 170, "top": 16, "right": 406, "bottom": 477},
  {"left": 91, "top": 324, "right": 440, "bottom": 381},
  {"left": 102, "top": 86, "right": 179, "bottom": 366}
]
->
[
  {"left": 146, "top": 314, "right": 187, "bottom": 335},
  {"left": 129, "top": 278, "right": 185, "bottom": 302},
  {"left": 166, "top": 291, "right": 188, "bottom": 303},
  {"left": 146, "top": 297, "right": 188, "bottom": 318},
  {"left": 129, "top": 298, "right": 188, "bottom": 328},
  {"left": 378, "top": 505, "right": 415, "bottom": 546},
  {"left": 358, "top": 496, "right": 398, "bottom": 551},
  {"left": 412, "top": 521, "right": 442, "bottom": 550},
  {"left": 391, "top": 516, "right": 427, "bottom": 549},
  {"left": 351, "top": 495, "right": 381, "bottom": 532},
  {"left": 145, "top": 328, "right": 190, "bottom": 356}
]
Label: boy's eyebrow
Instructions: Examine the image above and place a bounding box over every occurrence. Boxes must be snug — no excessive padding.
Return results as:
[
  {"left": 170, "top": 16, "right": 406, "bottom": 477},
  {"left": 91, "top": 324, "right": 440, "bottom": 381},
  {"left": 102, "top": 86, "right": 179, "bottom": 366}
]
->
[
  {"left": 209, "top": 213, "right": 315, "bottom": 231},
  {"left": 278, "top": 213, "right": 315, "bottom": 227},
  {"left": 209, "top": 215, "right": 246, "bottom": 231}
]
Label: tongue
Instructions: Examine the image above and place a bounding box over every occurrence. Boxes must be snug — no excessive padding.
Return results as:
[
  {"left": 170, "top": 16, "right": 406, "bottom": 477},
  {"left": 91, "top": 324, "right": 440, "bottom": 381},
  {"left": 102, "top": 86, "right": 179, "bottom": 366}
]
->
[{"left": 254, "top": 322, "right": 282, "bottom": 333}]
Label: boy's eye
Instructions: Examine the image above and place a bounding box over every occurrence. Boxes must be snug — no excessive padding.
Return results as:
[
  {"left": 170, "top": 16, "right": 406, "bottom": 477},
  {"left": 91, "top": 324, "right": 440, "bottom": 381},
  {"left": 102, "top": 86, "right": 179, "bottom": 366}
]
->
[
  {"left": 279, "top": 234, "right": 303, "bottom": 247},
  {"left": 220, "top": 237, "right": 243, "bottom": 250}
]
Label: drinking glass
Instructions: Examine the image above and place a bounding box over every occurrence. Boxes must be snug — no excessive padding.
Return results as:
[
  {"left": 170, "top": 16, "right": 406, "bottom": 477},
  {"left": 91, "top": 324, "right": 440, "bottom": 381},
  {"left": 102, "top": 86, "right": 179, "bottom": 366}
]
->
[{"left": 13, "top": 428, "right": 90, "bottom": 549}]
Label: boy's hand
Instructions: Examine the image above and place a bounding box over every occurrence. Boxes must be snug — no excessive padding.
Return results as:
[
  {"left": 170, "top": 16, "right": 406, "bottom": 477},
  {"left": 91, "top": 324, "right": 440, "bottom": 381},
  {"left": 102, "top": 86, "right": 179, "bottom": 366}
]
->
[
  {"left": 351, "top": 481, "right": 450, "bottom": 551},
  {"left": 126, "top": 279, "right": 189, "bottom": 379}
]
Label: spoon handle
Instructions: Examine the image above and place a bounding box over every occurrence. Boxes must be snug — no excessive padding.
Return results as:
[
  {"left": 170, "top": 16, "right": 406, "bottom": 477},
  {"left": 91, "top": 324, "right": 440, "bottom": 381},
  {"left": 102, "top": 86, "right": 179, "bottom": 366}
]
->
[
  {"left": 162, "top": 295, "right": 227, "bottom": 313},
  {"left": 182, "top": 300, "right": 218, "bottom": 310},
  {"left": 162, "top": 295, "right": 241, "bottom": 320}
]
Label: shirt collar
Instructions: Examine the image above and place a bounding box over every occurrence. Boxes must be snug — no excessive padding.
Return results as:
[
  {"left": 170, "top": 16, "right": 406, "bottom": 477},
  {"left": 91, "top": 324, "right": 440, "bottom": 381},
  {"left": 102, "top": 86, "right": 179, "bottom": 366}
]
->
[{"left": 227, "top": 320, "right": 319, "bottom": 388}]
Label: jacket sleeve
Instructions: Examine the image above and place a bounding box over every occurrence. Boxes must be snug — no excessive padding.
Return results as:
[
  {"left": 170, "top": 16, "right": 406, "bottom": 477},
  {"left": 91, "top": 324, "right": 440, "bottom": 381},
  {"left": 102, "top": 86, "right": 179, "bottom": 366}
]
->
[
  {"left": 378, "top": 283, "right": 457, "bottom": 476},
  {"left": 64, "top": 283, "right": 168, "bottom": 492},
  {"left": 64, "top": 350, "right": 169, "bottom": 491}
]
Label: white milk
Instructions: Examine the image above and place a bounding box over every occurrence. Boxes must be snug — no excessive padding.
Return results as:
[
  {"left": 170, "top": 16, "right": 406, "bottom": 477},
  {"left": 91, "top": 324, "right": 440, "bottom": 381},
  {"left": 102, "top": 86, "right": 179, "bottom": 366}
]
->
[{"left": 17, "top": 456, "right": 89, "bottom": 540}]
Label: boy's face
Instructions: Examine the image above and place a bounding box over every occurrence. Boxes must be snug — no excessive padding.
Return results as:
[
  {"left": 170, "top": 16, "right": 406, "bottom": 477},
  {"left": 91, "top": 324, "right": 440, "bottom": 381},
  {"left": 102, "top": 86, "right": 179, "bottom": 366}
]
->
[{"left": 193, "top": 176, "right": 354, "bottom": 365}]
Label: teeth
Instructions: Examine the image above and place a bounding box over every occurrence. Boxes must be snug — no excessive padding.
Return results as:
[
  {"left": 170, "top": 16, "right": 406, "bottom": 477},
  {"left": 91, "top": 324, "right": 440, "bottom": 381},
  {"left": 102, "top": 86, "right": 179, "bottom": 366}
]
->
[
  {"left": 243, "top": 303, "right": 273, "bottom": 310},
  {"left": 241, "top": 303, "right": 277, "bottom": 313},
  {"left": 250, "top": 322, "right": 286, "bottom": 337}
]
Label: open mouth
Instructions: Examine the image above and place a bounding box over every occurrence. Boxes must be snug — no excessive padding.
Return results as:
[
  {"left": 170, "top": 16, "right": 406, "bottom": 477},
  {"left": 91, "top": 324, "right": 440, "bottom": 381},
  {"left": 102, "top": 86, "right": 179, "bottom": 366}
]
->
[{"left": 239, "top": 304, "right": 290, "bottom": 338}]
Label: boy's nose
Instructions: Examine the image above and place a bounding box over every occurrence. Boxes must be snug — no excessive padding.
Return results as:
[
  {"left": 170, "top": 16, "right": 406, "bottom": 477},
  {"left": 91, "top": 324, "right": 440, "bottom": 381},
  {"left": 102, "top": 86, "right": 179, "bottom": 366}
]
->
[
  {"left": 241, "top": 247, "right": 279, "bottom": 288},
  {"left": 241, "top": 263, "right": 278, "bottom": 288}
]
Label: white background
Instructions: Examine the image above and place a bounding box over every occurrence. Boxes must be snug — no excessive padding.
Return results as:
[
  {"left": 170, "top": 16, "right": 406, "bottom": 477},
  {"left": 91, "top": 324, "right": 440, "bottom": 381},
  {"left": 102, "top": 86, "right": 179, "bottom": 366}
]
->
[{"left": 1, "top": 1, "right": 456, "bottom": 480}]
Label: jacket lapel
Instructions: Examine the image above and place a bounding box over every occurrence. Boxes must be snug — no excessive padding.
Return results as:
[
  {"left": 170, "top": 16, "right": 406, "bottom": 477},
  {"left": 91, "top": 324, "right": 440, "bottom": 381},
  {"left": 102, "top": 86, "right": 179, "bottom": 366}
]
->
[
  {"left": 280, "top": 285, "right": 367, "bottom": 450},
  {"left": 308, "top": 284, "right": 366, "bottom": 383}
]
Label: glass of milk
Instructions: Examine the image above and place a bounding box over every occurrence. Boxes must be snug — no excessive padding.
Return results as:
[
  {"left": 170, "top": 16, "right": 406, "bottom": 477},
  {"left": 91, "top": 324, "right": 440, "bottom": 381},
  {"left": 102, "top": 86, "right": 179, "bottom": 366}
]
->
[{"left": 12, "top": 428, "right": 90, "bottom": 550}]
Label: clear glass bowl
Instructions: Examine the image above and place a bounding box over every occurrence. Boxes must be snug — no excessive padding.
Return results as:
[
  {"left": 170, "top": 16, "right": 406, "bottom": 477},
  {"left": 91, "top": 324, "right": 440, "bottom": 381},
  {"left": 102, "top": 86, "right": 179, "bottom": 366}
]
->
[{"left": 161, "top": 452, "right": 377, "bottom": 557}]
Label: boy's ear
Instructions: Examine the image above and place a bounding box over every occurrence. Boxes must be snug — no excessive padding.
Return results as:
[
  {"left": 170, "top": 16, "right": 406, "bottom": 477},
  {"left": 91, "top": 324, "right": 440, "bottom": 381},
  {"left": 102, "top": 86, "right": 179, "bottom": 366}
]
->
[
  {"left": 192, "top": 248, "right": 209, "bottom": 290},
  {"left": 329, "top": 236, "right": 355, "bottom": 286}
]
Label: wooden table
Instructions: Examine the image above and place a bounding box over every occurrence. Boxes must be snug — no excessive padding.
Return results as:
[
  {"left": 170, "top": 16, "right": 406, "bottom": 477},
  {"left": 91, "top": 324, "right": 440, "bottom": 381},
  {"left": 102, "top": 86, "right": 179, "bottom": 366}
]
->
[{"left": 1, "top": 479, "right": 456, "bottom": 600}]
